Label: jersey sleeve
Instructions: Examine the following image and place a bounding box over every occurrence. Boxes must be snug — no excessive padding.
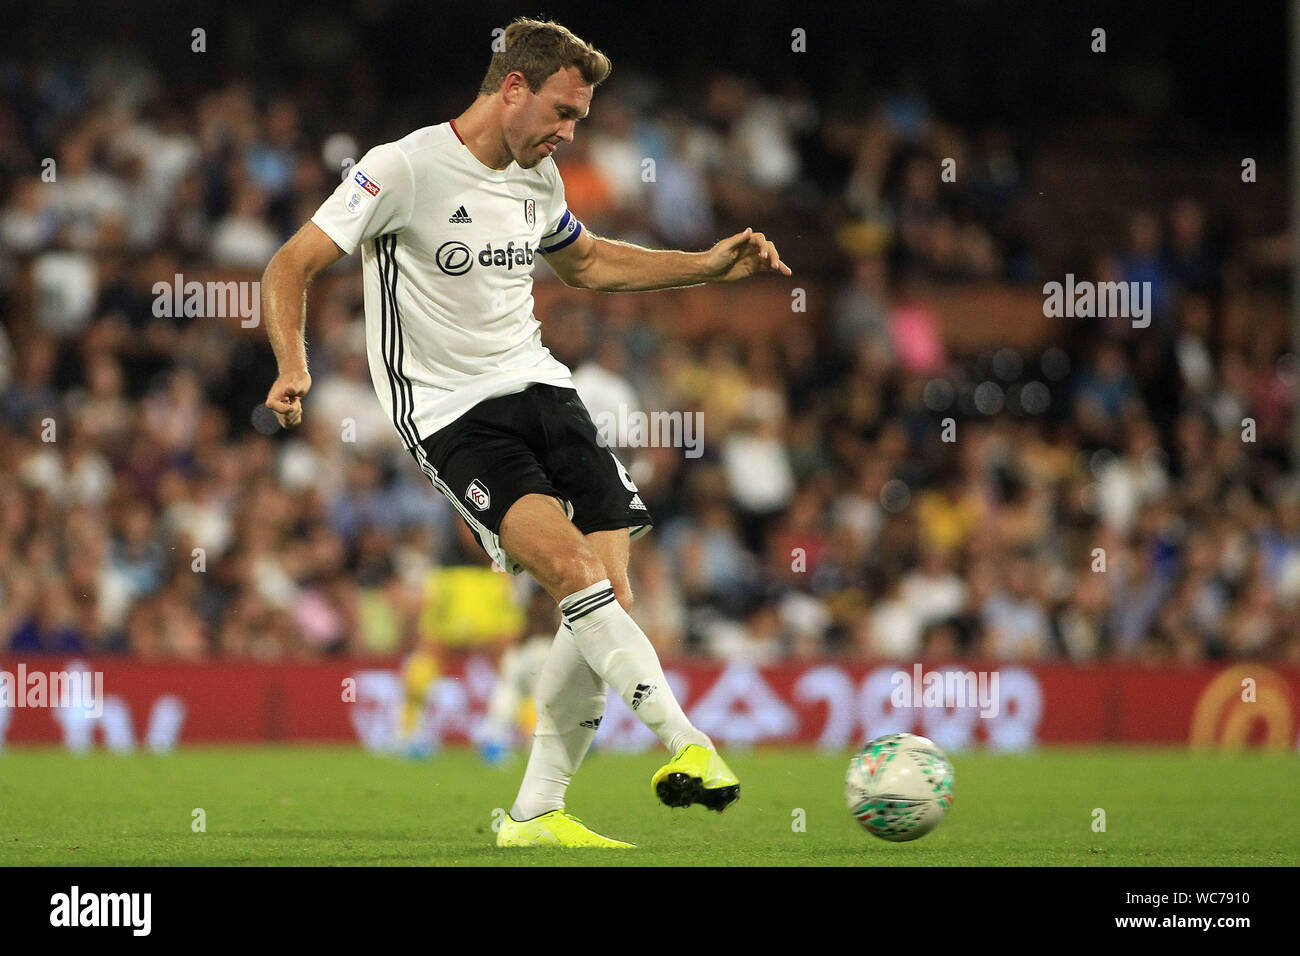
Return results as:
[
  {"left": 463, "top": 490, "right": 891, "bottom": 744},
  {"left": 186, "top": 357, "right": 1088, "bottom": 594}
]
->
[
  {"left": 311, "top": 143, "right": 414, "bottom": 256},
  {"left": 538, "top": 161, "right": 584, "bottom": 255}
]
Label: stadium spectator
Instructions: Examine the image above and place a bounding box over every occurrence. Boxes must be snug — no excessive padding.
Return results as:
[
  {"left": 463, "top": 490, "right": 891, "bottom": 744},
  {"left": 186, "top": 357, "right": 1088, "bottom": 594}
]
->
[{"left": 0, "top": 36, "right": 1291, "bottom": 670}]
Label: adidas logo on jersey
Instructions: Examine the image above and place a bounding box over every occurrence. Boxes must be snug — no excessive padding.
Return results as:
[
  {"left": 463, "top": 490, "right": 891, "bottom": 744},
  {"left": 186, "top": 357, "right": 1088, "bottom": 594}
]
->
[
  {"left": 449, "top": 206, "right": 472, "bottom": 223},
  {"left": 631, "top": 682, "right": 656, "bottom": 711}
]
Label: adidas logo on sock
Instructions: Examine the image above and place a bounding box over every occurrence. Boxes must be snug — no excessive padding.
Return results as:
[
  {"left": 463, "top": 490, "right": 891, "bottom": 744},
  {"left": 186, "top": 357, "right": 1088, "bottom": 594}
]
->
[
  {"left": 579, "top": 716, "right": 603, "bottom": 730},
  {"left": 631, "top": 682, "right": 656, "bottom": 711},
  {"left": 449, "top": 205, "right": 472, "bottom": 223}
]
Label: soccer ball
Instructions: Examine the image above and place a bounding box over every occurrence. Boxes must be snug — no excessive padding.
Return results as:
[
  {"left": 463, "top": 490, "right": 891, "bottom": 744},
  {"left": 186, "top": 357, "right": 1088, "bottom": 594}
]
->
[{"left": 845, "top": 733, "right": 955, "bottom": 842}]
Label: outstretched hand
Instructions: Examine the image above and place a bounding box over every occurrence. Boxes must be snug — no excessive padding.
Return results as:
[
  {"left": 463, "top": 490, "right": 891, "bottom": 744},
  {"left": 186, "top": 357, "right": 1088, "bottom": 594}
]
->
[{"left": 704, "top": 227, "right": 792, "bottom": 282}]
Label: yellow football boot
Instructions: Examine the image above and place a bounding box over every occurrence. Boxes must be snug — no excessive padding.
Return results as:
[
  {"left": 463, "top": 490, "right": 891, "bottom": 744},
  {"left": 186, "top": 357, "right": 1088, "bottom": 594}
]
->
[
  {"left": 495, "top": 810, "right": 635, "bottom": 848},
  {"left": 651, "top": 744, "right": 740, "bottom": 812}
]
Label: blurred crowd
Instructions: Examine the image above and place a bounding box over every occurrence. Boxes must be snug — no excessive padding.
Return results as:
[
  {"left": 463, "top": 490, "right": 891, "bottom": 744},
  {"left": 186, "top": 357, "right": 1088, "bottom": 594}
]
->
[{"left": 1, "top": 45, "right": 1296, "bottom": 665}]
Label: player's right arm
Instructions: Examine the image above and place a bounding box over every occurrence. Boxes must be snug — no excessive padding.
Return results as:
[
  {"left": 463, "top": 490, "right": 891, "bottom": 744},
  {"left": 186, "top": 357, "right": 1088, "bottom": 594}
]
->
[
  {"left": 262, "top": 222, "right": 346, "bottom": 428},
  {"left": 263, "top": 143, "right": 415, "bottom": 429}
]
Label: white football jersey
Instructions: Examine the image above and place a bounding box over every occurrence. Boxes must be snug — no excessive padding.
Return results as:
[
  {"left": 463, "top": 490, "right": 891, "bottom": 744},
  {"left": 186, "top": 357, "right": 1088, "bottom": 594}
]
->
[{"left": 311, "top": 122, "right": 585, "bottom": 448}]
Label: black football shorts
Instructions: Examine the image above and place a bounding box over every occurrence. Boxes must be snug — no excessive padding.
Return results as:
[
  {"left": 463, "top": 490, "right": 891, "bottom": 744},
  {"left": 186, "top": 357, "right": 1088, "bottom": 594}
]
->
[{"left": 410, "top": 383, "right": 652, "bottom": 574}]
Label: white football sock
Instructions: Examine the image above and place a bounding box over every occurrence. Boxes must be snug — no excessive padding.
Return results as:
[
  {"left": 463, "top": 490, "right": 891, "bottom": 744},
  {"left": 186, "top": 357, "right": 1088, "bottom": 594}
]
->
[
  {"left": 557, "top": 578, "right": 711, "bottom": 755},
  {"left": 509, "top": 623, "right": 606, "bottom": 820}
]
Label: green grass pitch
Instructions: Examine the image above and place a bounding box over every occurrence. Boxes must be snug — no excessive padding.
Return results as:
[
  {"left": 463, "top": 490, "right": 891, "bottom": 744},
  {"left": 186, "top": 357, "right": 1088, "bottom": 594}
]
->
[{"left": 1, "top": 746, "right": 1296, "bottom": 866}]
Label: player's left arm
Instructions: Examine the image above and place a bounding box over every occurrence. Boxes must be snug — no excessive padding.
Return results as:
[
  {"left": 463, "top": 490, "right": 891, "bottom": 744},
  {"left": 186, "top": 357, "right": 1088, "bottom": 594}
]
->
[{"left": 545, "top": 226, "right": 791, "bottom": 292}]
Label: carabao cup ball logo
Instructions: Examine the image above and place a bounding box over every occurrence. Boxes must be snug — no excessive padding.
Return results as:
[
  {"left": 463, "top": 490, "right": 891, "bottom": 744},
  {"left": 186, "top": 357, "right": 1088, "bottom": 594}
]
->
[{"left": 437, "top": 241, "right": 473, "bottom": 276}]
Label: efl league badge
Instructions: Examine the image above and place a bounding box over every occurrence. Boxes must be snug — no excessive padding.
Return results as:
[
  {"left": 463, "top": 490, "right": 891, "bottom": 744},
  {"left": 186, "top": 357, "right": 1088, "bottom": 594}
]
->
[{"left": 524, "top": 198, "right": 535, "bottom": 228}]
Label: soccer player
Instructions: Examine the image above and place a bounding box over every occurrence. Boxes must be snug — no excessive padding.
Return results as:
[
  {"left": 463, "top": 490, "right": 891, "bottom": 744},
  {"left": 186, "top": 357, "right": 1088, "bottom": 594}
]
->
[
  {"left": 399, "top": 522, "right": 528, "bottom": 760},
  {"left": 476, "top": 589, "right": 563, "bottom": 765},
  {"left": 262, "top": 18, "right": 791, "bottom": 848}
]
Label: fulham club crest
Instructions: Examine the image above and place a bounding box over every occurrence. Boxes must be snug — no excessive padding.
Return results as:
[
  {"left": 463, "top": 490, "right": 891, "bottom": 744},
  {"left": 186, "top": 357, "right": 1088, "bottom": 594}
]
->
[
  {"left": 466, "top": 479, "right": 490, "bottom": 511},
  {"left": 523, "top": 199, "right": 536, "bottom": 228}
]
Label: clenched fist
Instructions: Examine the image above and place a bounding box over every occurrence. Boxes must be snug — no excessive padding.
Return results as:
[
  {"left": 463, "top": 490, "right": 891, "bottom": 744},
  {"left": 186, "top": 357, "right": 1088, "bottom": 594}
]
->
[{"left": 265, "top": 368, "right": 312, "bottom": 429}]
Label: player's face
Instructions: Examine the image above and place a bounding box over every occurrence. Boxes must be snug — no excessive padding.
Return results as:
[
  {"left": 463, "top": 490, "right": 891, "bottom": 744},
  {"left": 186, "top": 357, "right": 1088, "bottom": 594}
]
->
[{"left": 505, "top": 66, "right": 592, "bottom": 168}]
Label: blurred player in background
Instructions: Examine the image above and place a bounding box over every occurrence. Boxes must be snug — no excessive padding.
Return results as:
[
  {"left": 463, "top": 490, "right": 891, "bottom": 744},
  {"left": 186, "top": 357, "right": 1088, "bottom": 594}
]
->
[
  {"left": 263, "top": 17, "right": 789, "bottom": 848},
  {"left": 397, "top": 521, "right": 525, "bottom": 758},
  {"left": 477, "top": 589, "right": 562, "bottom": 765}
]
